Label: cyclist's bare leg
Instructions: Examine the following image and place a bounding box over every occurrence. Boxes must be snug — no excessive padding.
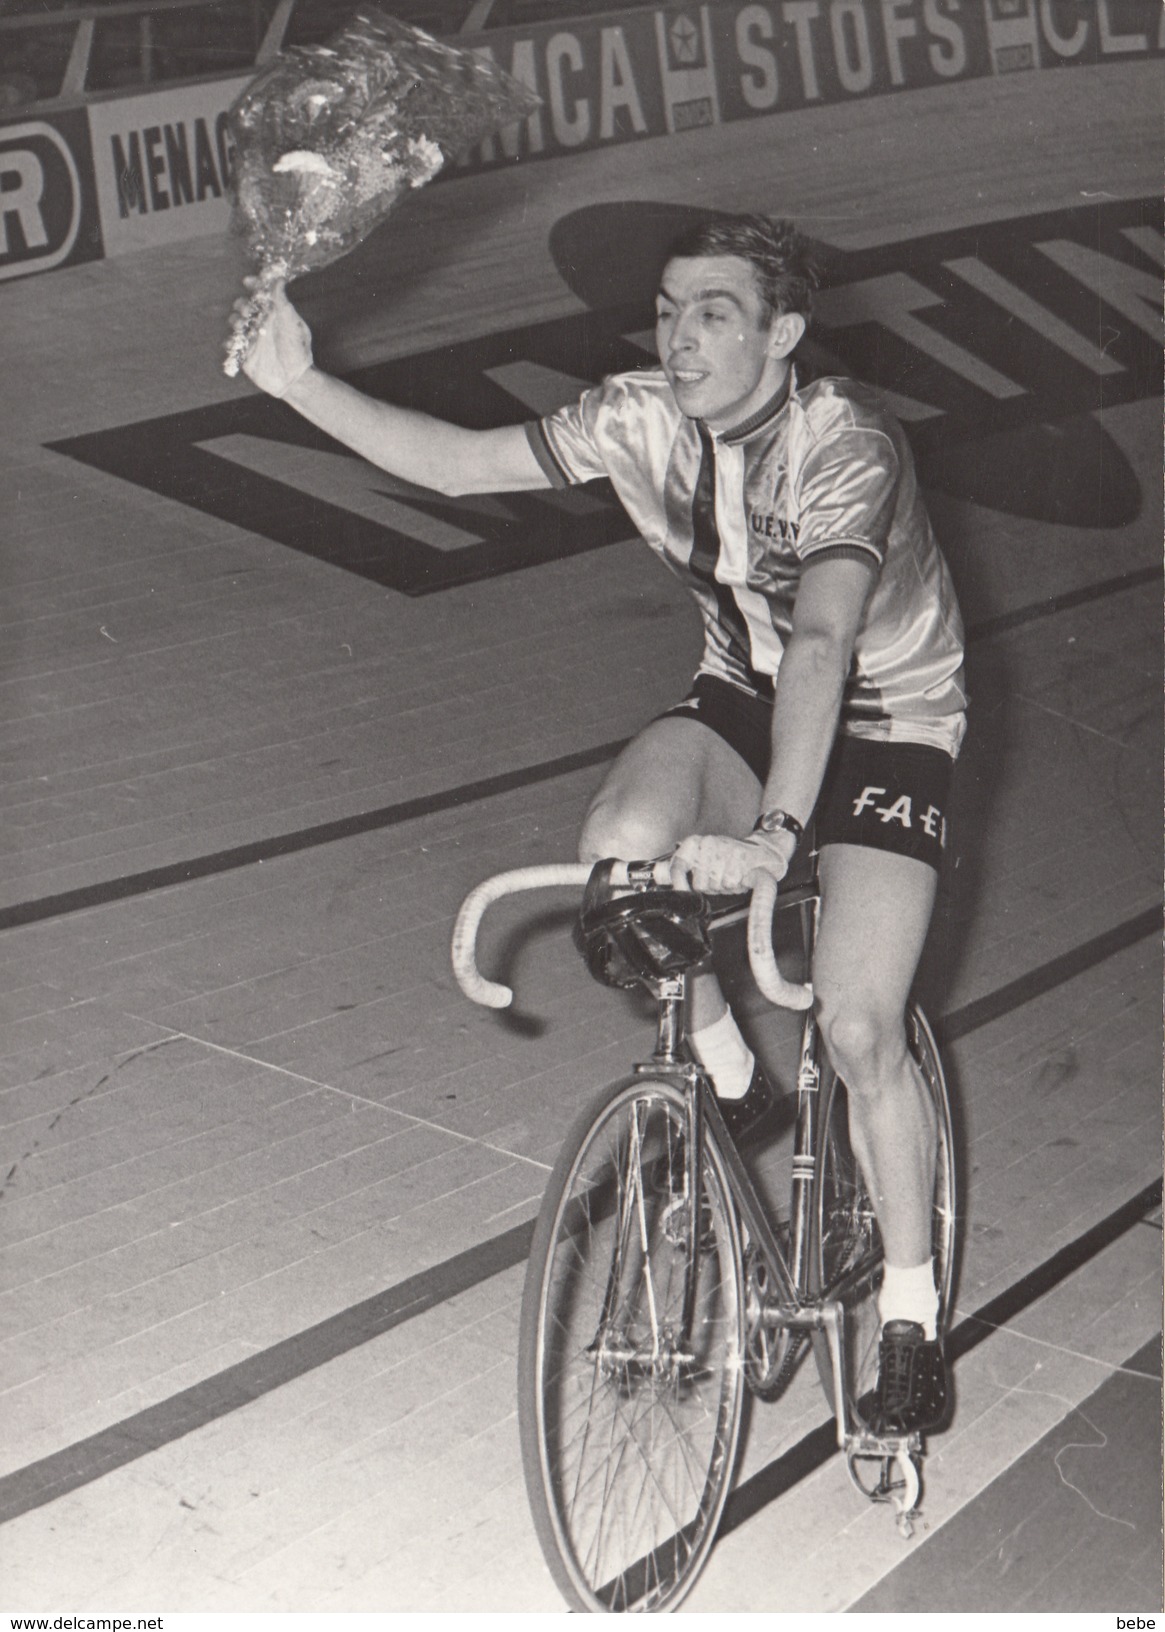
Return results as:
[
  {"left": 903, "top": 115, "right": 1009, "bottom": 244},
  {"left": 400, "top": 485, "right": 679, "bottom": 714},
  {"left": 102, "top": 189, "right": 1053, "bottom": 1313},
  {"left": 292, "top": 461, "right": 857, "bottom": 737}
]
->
[
  {"left": 812, "top": 843, "right": 938, "bottom": 1272},
  {"left": 578, "top": 716, "right": 761, "bottom": 1033}
]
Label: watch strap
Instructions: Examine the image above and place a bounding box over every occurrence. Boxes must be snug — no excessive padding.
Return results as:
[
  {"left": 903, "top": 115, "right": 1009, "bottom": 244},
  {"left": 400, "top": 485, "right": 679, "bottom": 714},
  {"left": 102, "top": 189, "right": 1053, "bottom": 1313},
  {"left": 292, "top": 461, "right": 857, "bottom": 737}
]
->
[{"left": 752, "top": 809, "right": 804, "bottom": 843}]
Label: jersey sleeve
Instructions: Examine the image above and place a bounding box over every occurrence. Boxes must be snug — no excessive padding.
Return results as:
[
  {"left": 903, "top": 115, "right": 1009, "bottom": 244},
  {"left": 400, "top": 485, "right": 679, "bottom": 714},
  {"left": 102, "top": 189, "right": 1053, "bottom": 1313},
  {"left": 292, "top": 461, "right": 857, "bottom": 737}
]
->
[
  {"left": 793, "top": 424, "right": 900, "bottom": 569},
  {"left": 525, "top": 385, "right": 612, "bottom": 488}
]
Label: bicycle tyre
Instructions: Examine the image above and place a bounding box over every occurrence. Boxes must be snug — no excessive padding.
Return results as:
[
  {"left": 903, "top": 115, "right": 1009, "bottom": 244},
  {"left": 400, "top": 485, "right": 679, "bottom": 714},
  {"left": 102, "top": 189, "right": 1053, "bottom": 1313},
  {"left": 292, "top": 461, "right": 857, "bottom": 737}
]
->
[
  {"left": 518, "top": 1074, "right": 746, "bottom": 1613},
  {"left": 809, "top": 1005, "right": 956, "bottom": 1425}
]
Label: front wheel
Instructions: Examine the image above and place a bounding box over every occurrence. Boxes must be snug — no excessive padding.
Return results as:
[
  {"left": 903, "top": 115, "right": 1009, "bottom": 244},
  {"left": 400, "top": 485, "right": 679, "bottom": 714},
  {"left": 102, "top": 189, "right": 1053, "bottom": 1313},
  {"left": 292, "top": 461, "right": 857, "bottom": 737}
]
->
[
  {"left": 809, "top": 1006, "right": 956, "bottom": 1428},
  {"left": 518, "top": 1075, "right": 746, "bottom": 1613}
]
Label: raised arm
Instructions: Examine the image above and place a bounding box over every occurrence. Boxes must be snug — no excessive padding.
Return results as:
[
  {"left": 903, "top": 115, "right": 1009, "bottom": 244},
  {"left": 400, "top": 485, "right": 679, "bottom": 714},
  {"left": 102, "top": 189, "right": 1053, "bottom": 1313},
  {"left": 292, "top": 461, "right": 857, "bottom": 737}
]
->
[{"left": 239, "top": 282, "right": 551, "bottom": 497}]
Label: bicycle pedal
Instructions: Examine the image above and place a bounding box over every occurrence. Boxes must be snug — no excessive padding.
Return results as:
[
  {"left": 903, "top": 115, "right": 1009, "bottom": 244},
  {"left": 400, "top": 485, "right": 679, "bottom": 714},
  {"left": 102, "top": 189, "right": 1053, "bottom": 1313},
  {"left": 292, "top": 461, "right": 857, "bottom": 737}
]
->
[
  {"left": 847, "top": 1429, "right": 922, "bottom": 1456},
  {"left": 845, "top": 1436, "right": 922, "bottom": 1532}
]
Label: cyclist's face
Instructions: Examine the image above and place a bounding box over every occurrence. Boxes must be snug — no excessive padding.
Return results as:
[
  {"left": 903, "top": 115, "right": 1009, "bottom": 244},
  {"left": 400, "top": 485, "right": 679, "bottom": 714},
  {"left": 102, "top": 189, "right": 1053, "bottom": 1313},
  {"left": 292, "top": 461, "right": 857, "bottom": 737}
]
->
[{"left": 655, "top": 255, "right": 802, "bottom": 432}]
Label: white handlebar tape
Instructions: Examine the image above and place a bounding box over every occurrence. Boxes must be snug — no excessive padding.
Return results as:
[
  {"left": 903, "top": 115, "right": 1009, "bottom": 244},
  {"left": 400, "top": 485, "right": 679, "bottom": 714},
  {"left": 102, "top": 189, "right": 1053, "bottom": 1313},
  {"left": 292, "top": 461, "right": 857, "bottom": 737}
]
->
[
  {"left": 748, "top": 872, "right": 815, "bottom": 1010},
  {"left": 453, "top": 862, "right": 813, "bottom": 1013},
  {"left": 451, "top": 864, "right": 595, "bottom": 1008}
]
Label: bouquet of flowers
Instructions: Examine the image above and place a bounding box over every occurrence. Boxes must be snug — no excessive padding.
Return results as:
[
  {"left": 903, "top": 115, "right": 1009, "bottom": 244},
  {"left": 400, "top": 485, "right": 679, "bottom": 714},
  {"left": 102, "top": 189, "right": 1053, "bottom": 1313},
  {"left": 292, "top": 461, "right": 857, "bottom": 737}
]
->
[{"left": 223, "top": 7, "right": 540, "bottom": 376}]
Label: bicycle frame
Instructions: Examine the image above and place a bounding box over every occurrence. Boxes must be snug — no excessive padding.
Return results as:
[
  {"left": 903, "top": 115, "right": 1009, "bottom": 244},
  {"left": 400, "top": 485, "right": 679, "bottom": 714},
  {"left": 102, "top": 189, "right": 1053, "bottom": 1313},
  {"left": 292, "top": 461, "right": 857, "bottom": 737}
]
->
[{"left": 621, "top": 879, "right": 860, "bottom": 1449}]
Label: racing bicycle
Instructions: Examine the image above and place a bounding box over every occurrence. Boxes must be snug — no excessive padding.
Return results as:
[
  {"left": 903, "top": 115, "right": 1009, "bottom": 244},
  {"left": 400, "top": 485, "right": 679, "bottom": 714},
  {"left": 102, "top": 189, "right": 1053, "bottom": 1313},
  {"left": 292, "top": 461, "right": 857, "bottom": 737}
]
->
[{"left": 452, "top": 851, "right": 956, "bottom": 1613}]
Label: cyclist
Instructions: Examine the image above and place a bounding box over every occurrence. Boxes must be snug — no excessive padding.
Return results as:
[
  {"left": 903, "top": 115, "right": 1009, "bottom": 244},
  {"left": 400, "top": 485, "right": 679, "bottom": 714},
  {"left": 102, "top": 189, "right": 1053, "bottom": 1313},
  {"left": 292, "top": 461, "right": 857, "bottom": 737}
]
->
[{"left": 237, "top": 213, "right": 966, "bottom": 1436}]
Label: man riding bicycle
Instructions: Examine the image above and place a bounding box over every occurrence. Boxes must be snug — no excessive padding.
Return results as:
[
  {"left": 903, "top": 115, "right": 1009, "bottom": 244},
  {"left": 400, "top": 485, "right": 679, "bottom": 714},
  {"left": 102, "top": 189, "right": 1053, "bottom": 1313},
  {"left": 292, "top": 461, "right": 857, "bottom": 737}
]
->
[{"left": 238, "top": 212, "right": 967, "bottom": 1436}]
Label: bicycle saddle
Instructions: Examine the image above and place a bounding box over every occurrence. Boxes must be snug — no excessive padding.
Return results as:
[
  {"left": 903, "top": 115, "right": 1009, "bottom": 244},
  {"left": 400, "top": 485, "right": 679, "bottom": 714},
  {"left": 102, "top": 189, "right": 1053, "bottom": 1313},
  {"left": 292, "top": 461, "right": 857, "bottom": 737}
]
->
[{"left": 575, "top": 860, "right": 711, "bottom": 989}]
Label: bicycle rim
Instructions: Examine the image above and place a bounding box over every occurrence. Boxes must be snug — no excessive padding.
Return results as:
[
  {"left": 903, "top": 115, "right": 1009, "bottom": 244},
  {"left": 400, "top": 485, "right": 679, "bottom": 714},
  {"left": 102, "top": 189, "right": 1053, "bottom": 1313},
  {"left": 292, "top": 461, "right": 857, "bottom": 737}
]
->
[
  {"left": 518, "top": 1076, "right": 745, "bottom": 1613},
  {"left": 810, "top": 1006, "right": 956, "bottom": 1423}
]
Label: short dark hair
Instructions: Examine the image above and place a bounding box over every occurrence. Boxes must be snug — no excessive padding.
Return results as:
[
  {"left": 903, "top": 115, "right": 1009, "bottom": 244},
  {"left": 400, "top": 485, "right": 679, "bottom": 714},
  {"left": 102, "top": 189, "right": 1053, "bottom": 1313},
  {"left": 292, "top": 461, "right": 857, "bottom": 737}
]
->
[{"left": 663, "top": 214, "right": 820, "bottom": 322}]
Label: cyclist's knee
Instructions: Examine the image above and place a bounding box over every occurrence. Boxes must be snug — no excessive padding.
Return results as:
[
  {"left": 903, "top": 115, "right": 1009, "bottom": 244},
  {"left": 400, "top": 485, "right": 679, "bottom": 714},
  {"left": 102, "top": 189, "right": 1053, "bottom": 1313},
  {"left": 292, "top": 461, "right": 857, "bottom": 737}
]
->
[
  {"left": 818, "top": 1003, "right": 907, "bottom": 1094},
  {"left": 578, "top": 795, "right": 675, "bottom": 866}
]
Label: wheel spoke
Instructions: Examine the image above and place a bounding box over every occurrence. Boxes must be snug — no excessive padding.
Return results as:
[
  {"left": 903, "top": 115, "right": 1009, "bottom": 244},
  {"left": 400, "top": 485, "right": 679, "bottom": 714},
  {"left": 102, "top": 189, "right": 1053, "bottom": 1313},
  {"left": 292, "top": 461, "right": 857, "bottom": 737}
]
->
[{"left": 627, "top": 1104, "right": 662, "bottom": 1358}]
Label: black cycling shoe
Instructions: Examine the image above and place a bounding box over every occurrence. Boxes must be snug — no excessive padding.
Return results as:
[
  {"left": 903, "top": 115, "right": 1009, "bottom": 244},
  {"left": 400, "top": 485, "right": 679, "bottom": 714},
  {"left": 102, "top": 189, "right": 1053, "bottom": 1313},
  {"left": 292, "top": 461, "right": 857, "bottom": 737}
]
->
[
  {"left": 858, "top": 1320, "right": 950, "bottom": 1436},
  {"left": 714, "top": 1063, "right": 776, "bottom": 1145}
]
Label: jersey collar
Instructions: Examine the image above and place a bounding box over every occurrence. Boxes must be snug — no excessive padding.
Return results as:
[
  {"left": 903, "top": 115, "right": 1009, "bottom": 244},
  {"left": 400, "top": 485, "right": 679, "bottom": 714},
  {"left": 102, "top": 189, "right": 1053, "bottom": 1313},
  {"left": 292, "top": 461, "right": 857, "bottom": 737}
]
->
[{"left": 713, "top": 365, "right": 796, "bottom": 446}]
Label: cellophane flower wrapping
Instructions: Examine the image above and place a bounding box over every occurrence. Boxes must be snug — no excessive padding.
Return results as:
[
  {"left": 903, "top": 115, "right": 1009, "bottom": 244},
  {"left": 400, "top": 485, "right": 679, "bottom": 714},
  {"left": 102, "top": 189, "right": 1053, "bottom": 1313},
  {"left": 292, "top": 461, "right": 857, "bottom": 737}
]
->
[{"left": 223, "top": 7, "right": 540, "bottom": 376}]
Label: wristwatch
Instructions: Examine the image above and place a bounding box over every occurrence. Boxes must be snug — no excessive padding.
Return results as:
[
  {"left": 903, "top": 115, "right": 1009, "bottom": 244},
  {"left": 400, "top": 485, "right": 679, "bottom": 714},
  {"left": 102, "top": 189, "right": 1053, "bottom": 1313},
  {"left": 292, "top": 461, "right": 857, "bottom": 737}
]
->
[{"left": 752, "top": 809, "right": 804, "bottom": 844}]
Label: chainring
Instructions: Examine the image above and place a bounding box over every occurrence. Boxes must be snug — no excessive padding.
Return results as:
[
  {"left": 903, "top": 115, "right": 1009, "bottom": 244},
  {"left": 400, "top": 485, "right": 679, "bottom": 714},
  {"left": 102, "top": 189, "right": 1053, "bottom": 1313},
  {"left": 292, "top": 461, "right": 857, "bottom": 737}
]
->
[{"left": 743, "top": 1240, "right": 806, "bottom": 1401}]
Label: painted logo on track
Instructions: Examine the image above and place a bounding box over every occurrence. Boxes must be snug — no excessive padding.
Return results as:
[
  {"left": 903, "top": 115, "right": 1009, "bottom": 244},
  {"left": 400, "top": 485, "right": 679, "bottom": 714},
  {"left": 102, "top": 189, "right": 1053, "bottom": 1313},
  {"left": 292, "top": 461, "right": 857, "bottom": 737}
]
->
[{"left": 47, "top": 196, "right": 1162, "bottom": 596}]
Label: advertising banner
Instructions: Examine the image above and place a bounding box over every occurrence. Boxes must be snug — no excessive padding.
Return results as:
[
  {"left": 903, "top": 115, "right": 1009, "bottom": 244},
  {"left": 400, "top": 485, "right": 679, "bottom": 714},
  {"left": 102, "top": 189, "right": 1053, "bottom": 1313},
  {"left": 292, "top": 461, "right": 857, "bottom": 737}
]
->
[
  {"left": 4, "top": 0, "right": 1162, "bottom": 279},
  {"left": 982, "top": 0, "right": 1165, "bottom": 73},
  {"left": 87, "top": 76, "right": 250, "bottom": 256},
  {"left": 708, "top": 0, "right": 994, "bottom": 122},
  {"left": 0, "top": 108, "right": 104, "bottom": 281},
  {"left": 464, "top": 0, "right": 1000, "bottom": 168},
  {"left": 463, "top": 0, "right": 1162, "bottom": 169}
]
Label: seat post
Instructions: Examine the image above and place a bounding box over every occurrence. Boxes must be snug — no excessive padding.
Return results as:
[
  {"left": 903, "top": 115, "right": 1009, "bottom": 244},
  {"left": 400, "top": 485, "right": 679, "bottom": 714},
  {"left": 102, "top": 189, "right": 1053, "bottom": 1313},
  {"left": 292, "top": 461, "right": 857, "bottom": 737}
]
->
[{"left": 651, "top": 974, "right": 688, "bottom": 1065}]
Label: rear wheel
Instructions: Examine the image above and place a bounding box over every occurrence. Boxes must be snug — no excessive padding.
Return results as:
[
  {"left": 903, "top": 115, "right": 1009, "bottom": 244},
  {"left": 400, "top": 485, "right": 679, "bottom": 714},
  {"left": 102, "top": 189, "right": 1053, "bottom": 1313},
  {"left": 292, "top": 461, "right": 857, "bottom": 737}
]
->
[
  {"left": 518, "top": 1075, "right": 746, "bottom": 1612},
  {"left": 809, "top": 1006, "right": 956, "bottom": 1427}
]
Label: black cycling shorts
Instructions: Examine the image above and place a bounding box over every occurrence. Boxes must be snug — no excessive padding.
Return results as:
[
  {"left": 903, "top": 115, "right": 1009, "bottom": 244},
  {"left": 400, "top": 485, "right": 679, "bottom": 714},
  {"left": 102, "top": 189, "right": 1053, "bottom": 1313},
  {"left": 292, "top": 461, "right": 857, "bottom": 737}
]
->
[{"left": 657, "top": 674, "right": 954, "bottom": 871}]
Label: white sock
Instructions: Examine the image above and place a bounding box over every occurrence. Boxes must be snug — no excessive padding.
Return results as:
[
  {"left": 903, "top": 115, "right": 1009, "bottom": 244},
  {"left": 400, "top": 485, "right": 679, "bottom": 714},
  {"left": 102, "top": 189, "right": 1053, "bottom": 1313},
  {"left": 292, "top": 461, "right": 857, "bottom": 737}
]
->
[
  {"left": 690, "top": 1010, "right": 754, "bottom": 1100},
  {"left": 878, "top": 1260, "right": 939, "bottom": 1340}
]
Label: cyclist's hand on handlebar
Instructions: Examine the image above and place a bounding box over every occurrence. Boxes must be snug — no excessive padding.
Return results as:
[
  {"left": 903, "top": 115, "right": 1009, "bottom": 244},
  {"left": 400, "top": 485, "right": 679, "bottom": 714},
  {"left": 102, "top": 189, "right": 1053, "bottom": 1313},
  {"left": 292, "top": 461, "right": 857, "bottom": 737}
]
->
[{"left": 670, "top": 830, "right": 796, "bottom": 895}]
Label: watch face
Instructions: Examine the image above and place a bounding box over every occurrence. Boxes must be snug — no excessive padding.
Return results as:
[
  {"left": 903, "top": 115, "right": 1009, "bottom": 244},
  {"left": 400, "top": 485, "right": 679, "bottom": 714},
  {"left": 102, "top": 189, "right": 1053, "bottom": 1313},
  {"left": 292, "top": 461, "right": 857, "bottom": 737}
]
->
[{"left": 757, "top": 810, "right": 800, "bottom": 838}]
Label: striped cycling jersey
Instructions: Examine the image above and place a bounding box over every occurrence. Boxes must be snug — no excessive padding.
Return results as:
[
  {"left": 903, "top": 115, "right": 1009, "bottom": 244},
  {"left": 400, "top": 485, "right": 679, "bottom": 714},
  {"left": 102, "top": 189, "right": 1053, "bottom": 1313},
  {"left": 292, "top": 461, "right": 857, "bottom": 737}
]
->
[{"left": 526, "top": 365, "right": 967, "bottom": 757}]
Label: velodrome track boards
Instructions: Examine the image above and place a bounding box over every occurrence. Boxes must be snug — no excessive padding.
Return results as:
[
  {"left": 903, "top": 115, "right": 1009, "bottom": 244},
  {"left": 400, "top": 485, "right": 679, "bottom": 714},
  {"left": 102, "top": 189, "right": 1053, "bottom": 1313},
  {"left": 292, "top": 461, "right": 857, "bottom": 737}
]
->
[{"left": 0, "top": 24, "right": 1161, "bottom": 1616}]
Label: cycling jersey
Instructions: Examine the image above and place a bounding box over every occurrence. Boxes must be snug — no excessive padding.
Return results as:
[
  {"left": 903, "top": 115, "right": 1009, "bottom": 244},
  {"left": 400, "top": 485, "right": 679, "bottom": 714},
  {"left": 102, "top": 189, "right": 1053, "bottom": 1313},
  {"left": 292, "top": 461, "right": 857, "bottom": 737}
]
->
[{"left": 526, "top": 365, "right": 967, "bottom": 758}]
